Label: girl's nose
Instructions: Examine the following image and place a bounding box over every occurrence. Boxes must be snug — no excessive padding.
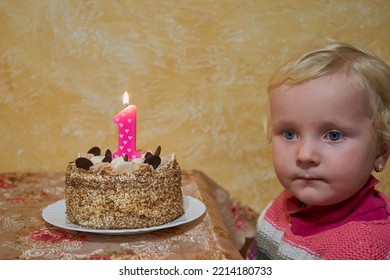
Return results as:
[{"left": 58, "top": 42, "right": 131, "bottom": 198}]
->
[{"left": 296, "top": 139, "right": 320, "bottom": 168}]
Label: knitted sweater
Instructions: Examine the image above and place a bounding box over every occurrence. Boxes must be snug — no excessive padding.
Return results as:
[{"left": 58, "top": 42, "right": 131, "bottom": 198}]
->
[{"left": 247, "top": 188, "right": 390, "bottom": 260}]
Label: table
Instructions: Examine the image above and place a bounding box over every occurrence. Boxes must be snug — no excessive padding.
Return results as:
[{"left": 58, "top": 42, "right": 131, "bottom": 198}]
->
[{"left": 0, "top": 170, "right": 257, "bottom": 260}]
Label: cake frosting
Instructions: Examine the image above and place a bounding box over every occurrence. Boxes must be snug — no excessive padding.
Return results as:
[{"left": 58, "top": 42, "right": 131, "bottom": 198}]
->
[{"left": 65, "top": 146, "right": 184, "bottom": 229}]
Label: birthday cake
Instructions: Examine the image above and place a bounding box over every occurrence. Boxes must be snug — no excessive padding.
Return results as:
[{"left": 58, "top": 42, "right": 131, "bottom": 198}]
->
[{"left": 64, "top": 146, "right": 184, "bottom": 229}]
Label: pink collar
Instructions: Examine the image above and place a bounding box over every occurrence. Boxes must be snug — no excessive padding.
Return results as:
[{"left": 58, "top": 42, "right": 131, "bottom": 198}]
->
[{"left": 286, "top": 175, "right": 389, "bottom": 237}]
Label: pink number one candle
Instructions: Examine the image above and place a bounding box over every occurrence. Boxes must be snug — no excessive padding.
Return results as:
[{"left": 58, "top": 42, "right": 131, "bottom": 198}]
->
[{"left": 113, "top": 91, "right": 141, "bottom": 159}]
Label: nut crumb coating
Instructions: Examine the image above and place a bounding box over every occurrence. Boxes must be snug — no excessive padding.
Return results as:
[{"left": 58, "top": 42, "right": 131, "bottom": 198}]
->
[{"left": 65, "top": 156, "right": 184, "bottom": 229}]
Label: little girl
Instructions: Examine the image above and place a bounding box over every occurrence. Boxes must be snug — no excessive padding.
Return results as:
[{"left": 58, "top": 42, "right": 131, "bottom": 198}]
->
[{"left": 247, "top": 42, "right": 390, "bottom": 259}]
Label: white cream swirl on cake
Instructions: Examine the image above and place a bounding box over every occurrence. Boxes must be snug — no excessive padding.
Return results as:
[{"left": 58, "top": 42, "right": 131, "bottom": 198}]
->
[{"left": 65, "top": 146, "right": 184, "bottom": 229}]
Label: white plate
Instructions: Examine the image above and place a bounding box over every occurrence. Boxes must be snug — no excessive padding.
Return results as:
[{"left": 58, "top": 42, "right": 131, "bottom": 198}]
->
[{"left": 42, "top": 195, "right": 206, "bottom": 235}]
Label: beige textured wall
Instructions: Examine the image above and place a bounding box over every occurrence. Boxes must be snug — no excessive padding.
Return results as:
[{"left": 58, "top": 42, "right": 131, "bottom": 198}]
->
[{"left": 1, "top": 0, "right": 390, "bottom": 212}]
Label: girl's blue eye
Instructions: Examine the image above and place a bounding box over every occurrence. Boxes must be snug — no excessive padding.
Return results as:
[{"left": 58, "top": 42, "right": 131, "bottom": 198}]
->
[
  {"left": 327, "top": 131, "right": 343, "bottom": 141},
  {"left": 283, "top": 130, "right": 296, "bottom": 140}
]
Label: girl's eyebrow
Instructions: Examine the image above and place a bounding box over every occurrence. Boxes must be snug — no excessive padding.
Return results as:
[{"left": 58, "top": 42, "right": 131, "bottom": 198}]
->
[
  {"left": 270, "top": 120, "right": 296, "bottom": 131},
  {"left": 271, "top": 118, "right": 359, "bottom": 133}
]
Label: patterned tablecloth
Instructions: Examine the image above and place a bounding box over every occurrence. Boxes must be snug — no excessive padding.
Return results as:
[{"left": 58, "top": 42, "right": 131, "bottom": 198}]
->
[{"left": 0, "top": 170, "right": 257, "bottom": 260}]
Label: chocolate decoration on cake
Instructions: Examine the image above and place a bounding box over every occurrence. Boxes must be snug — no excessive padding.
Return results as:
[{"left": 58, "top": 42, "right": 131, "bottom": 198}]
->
[
  {"left": 102, "top": 156, "right": 112, "bottom": 163},
  {"left": 105, "top": 149, "right": 112, "bottom": 157},
  {"left": 154, "top": 145, "right": 161, "bottom": 156},
  {"left": 75, "top": 157, "right": 94, "bottom": 170},
  {"left": 144, "top": 146, "right": 162, "bottom": 169},
  {"left": 88, "top": 146, "right": 101, "bottom": 156},
  {"left": 100, "top": 149, "right": 112, "bottom": 162},
  {"left": 80, "top": 145, "right": 165, "bottom": 169},
  {"left": 144, "top": 155, "right": 161, "bottom": 169}
]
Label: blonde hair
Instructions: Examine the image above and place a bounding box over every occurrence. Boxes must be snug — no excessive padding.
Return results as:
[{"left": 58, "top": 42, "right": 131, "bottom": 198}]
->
[{"left": 268, "top": 42, "right": 390, "bottom": 144}]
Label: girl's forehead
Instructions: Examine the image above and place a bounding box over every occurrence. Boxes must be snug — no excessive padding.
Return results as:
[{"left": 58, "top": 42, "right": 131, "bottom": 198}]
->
[
  {"left": 271, "top": 73, "right": 367, "bottom": 101},
  {"left": 270, "top": 74, "right": 371, "bottom": 118}
]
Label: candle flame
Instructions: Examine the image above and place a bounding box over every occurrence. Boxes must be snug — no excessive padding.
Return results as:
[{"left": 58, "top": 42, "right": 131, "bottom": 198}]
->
[{"left": 123, "top": 91, "right": 129, "bottom": 107}]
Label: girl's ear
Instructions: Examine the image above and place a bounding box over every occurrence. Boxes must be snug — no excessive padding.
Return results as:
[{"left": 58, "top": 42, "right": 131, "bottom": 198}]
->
[{"left": 374, "top": 142, "right": 390, "bottom": 172}]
